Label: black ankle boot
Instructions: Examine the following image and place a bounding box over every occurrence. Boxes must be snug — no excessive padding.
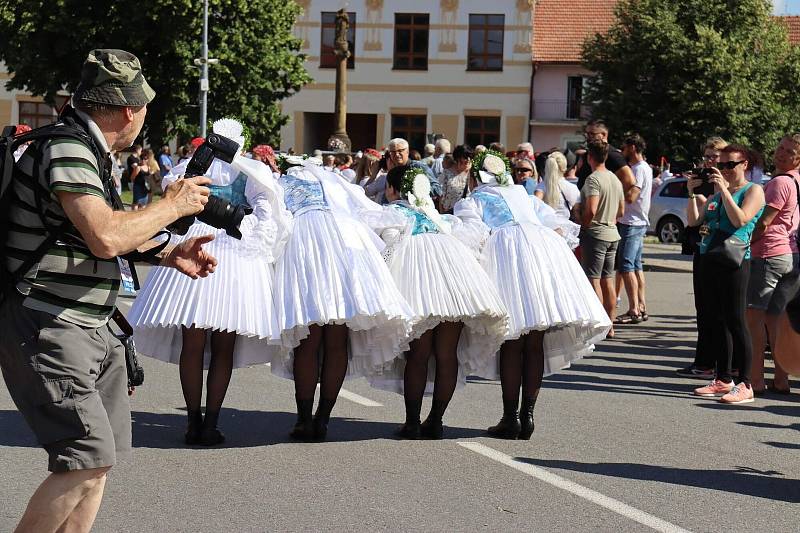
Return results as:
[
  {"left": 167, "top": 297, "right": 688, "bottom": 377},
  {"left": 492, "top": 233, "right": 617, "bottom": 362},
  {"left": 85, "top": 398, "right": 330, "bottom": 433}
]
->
[
  {"left": 487, "top": 397, "right": 520, "bottom": 439},
  {"left": 420, "top": 399, "right": 448, "bottom": 440},
  {"left": 185, "top": 409, "right": 203, "bottom": 446},
  {"left": 395, "top": 399, "right": 422, "bottom": 439},
  {"left": 199, "top": 410, "right": 226, "bottom": 446},
  {"left": 289, "top": 398, "right": 315, "bottom": 441},
  {"left": 313, "top": 397, "right": 337, "bottom": 442},
  {"left": 518, "top": 396, "right": 537, "bottom": 440}
]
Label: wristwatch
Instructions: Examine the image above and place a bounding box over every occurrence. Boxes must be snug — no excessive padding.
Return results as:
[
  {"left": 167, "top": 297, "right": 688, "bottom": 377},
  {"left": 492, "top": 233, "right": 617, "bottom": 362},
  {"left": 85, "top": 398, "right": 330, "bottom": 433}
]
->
[{"left": 688, "top": 193, "right": 696, "bottom": 200}]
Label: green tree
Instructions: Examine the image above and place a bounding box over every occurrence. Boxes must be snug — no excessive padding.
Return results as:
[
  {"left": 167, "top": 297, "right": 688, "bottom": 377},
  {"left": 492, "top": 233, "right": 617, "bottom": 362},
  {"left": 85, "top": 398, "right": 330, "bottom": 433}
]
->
[
  {"left": 0, "top": 0, "right": 311, "bottom": 146},
  {"left": 581, "top": 0, "right": 800, "bottom": 162}
]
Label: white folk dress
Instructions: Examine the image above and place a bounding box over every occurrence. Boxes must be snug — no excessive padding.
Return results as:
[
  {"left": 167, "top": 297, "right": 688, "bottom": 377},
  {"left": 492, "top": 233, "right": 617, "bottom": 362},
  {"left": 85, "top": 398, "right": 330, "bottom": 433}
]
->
[
  {"left": 128, "top": 156, "right": 291, "bottom": 368},
  {"left": 366, "top": 201, "right": 509, "bottom": 393},
  {"left": 270, "top": 164, "right": 416, "bottom": 380},
  {"left": 453, "top": 183, "right": 611, "bottom": 376}
]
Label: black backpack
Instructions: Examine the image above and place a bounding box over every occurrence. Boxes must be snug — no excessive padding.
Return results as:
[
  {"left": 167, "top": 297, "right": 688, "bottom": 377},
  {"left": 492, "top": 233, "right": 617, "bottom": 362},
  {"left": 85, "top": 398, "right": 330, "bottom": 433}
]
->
[{"left": 0, "top": 116, "right": 105, "bottom": 302}]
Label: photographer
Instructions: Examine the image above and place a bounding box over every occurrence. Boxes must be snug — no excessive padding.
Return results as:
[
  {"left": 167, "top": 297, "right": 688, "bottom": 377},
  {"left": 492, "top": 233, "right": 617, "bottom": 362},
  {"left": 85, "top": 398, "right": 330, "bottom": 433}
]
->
[
  {"left": 687, "top": 144, "right": 765, "bottom": 404},
  {"left": 0, "top": 49, "right": 217, "bottom": 532},
  {"left": 677, "top": 137, "right": 728, "bottom": 379}
]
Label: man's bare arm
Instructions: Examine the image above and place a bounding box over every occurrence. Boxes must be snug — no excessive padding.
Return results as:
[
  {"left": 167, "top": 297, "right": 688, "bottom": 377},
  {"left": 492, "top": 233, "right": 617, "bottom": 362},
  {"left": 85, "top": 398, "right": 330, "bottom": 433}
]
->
[
  {"left": 57, "top": 177, "right": 211, "bottom": 259},
  {"left": 626, "top": 184, "right": 642, "bottom": 204},
  {"left": 616, "top": 166, "right": 637, "bottom": 202},
  {"left": 751, "top": 206, "right": 778, "bottom": 243},
  {"left": 581, "top": 195, "right": 600, "bottom": 228}
]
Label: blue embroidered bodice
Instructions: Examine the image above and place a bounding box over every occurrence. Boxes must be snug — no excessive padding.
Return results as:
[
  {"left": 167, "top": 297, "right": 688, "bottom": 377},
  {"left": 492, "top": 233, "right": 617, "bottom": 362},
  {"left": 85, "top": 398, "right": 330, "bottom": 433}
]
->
[
  {"left": 208, "top": 173, "right": 249, "bottom": 207},
  {"left": 280, "top": 174, "right": 328, "bottom": 215},
  {"left": 472, "top": 190, "right": 516, "bottom": 229},
  {"left": 392, "top": 203, "right": 439, "bottom": 236}
]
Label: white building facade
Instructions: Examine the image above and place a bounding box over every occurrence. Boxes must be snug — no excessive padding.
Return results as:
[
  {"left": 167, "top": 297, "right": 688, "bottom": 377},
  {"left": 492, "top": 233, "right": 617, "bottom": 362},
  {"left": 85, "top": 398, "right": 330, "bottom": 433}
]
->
[
  {"left": 0, "top": 65, "right": 67, "bottom": 131},
  {"left": 282, "top": 0, "right": 533, "bottom": 153}
]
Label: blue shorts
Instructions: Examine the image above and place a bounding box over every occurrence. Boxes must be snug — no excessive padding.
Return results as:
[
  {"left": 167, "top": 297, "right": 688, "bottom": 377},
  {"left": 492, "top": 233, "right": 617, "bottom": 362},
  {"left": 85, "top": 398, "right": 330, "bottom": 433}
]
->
[{"left": 616, "top": 223, "right": 647, "bottom": 273}]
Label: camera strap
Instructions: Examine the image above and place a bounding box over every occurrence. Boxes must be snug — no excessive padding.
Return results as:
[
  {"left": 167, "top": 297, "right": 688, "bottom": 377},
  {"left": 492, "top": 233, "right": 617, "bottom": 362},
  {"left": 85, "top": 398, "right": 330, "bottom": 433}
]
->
[{"left": 111, "top": 307, "right": 133, "bottom": 336}]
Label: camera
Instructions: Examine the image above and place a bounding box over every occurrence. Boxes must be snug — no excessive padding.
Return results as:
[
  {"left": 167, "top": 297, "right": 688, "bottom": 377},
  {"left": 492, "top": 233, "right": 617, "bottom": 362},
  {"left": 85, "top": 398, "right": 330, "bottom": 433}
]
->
[
  {"left": 689, "top": 167, "right": 715, "bottom": 197},
  {"left": 120, "top": 335, "right": 144, "bottom": 387},
  {"left": 168, "top": 134, "right": 252, "bottom": 240}
]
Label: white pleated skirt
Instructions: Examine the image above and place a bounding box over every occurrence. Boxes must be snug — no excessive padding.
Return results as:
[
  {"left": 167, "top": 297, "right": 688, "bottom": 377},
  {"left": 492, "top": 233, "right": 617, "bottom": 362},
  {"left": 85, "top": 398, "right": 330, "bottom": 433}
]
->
[
  {"left": 475, "top": 223, "right": 611, "bottom": 377},
  {"left": 270, "top": 209, "right": 415, "bottom": 379},
  {"left": 128, "top": 221, "right": 282, "bottom": 368},
  {"left": 369, "top": 232, "right": 509, "bottom": 394}
]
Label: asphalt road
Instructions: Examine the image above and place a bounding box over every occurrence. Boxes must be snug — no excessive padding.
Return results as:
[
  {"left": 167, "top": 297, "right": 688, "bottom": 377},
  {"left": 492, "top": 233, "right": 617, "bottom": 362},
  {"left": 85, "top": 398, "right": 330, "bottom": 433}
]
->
[{"left": 1, "top": 263, "right": 798, "bottom": 532}]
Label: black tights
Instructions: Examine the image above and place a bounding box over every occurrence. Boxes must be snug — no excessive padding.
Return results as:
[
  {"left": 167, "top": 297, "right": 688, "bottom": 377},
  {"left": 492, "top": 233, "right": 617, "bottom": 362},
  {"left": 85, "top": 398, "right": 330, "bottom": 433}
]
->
[
  {"left": 293, "top": 324, "right": 349, "bottom": 403},
  {"left": 699, "top": 257, "right": 752, "bottom": 383},
  {"left": 498, "top": 331, "right": 545, "bottom": 408},
  {"left": 179, "top": 327, "right": 236, "bottom": 418},
  {"left": 403, "top": 322, "right": 464, "bottom": 419}
]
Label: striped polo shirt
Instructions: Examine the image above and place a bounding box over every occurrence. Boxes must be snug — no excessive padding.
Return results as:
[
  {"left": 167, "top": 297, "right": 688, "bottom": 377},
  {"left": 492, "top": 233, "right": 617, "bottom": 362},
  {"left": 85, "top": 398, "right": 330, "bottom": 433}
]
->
[{"left": 5, "top": 110, "right": 120, "bottom": 327}]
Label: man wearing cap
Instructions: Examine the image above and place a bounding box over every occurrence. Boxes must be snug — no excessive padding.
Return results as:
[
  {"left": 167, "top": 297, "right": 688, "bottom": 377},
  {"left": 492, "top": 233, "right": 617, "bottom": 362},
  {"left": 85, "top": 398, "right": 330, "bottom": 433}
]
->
[{"left": 0, "top": 49, "right": 217, "bottom": 532}]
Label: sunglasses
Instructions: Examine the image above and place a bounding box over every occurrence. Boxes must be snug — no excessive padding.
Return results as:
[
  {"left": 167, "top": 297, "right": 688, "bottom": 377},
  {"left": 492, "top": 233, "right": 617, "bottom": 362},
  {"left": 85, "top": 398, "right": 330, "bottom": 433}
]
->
[
  {"left": 716, "top": 160, "right": 746, "bottom": 170},
  {"left": 514, "top": 167, "right": 533, "bottom": 173}
]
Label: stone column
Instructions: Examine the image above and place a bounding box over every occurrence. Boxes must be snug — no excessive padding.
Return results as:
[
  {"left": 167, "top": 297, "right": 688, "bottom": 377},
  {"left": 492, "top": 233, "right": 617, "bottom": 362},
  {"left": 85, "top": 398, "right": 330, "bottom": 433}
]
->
[{"left": 328, "top": 8, "right": 352, "bottom": 152}]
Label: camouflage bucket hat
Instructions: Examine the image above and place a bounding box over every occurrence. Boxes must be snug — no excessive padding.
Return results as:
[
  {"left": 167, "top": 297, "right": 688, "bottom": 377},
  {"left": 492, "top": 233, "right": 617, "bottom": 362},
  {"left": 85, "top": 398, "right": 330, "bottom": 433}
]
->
[{"left": 73, "top": 49, "right": 155, "bottom": 107}]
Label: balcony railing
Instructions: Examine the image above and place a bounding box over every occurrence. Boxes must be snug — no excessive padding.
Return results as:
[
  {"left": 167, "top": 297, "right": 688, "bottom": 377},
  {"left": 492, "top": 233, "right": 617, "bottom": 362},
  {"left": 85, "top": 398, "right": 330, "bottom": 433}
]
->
[{"left": 532, "top": 99, "right": 591, "bottom": 121}]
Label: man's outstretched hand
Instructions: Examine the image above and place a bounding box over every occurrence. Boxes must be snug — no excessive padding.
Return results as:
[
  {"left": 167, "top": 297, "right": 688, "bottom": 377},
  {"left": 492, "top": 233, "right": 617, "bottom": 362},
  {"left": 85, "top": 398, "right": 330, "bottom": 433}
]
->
[{"left": 162, "top": 235, "right": 218, "bottom": 278}]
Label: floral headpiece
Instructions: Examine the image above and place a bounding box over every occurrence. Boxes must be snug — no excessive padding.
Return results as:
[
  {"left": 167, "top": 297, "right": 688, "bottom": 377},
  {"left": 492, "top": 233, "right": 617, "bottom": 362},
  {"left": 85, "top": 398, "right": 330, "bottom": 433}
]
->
[
  {"left": 471, "top": 149, "right": 512, "bottom": 186},
  {"left": 276, "top": 153, "right": 324, "bottom": 173},
  {"left": 252, "top": 144, "right": 274, "bottom": 161},
  {"left": 364, "top": 148, "right": 382, "bottom": 160},
  {"left": 400, "top": 166, "right": 450, "bottom": 234}
]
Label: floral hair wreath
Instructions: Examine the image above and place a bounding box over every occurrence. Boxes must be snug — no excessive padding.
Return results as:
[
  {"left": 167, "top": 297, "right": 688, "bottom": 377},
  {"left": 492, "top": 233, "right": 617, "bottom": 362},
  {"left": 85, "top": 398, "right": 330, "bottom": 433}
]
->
[
  {"left": 276, "top": 153, "right": 322, "bottom": 173},
  {"left": 471, "top": 149, "right": 512, "bottom": 186},
  {"left": 400, "top": 166, "right": 431, "bottom": 205},
  {"left": 400, "top": 166, "right": 451, "bottom": 234}
]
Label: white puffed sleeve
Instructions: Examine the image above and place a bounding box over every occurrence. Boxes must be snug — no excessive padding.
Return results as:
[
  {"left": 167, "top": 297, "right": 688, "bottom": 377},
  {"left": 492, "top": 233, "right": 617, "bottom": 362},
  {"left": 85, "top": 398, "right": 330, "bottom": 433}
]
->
[
  {"left": 360, "top": 205, "right": 415, "bottom": 263},
  {"left": 229, "top": 156, "right": 293, "bottom": 262},
  {"left": 161, "top": 159, "right": 189, "bottom": 188},
  {"left": 360, "top": 204, "right": 410, "bottom": 236},
  {"left": 452, "top": 197, "right": 490, "bottom": 259},
  {"left": 530, "top": 195, "right": 581, "bottom": 250},
  {"left": 530, "top": 194, "right": 560, "bottom": 230}
]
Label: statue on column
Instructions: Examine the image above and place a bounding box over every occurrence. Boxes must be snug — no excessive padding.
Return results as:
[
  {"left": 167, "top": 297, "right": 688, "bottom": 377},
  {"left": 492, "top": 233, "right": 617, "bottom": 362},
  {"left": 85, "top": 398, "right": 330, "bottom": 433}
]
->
[{"left": 328, "top": 8, "right": 352, "bottom": 152}]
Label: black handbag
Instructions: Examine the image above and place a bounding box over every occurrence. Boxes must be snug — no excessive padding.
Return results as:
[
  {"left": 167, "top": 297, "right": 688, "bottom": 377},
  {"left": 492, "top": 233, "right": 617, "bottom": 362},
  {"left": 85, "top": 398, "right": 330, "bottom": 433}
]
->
[{"left": 705, "top": 231, "right": 747, "bottom": 269}]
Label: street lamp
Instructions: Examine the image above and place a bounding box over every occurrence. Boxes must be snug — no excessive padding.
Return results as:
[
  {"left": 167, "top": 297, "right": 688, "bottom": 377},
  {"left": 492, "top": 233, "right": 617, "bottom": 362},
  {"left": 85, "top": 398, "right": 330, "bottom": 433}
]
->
[{"left": 195, "top": 0, "right": 220, "bottom": 137}]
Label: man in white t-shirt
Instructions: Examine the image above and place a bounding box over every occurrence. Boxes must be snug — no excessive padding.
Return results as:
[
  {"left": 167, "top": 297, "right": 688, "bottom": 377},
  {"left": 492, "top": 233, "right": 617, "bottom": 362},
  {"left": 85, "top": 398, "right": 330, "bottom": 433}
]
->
[{"left": 615, "top": 133, "right": 653, "bottom": 323}]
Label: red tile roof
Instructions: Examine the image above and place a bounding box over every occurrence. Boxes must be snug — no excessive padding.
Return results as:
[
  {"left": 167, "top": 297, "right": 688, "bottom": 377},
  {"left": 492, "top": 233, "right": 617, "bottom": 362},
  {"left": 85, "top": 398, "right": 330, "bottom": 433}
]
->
[
  {"left": 531, "top": 0, "right": 618, "bottom": 63},
  {"left": 778, "top": 16, "right": 800, "bottom": 45},
  {"left": 531, "top": 5, "right": 800, "bottom": 65}
]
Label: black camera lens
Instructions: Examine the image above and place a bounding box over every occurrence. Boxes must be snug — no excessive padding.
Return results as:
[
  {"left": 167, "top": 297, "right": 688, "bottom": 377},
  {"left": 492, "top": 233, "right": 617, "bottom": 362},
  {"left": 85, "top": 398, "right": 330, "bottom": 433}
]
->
[{"left": 196, "top": 196, "right": 252, "bottom": 240}]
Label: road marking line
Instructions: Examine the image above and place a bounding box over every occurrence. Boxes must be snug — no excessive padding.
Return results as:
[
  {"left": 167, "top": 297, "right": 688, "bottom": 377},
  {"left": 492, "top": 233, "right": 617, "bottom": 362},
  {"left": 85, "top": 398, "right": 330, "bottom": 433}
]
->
[
  {"left": 337, "top": 388, "right": 383, "bottom": 407},
  {"left": 313, "top": 385, "right": 383, "bottom": 407},
  {"left": 458, "top": 442, "right": 692, "bottom": 533}
]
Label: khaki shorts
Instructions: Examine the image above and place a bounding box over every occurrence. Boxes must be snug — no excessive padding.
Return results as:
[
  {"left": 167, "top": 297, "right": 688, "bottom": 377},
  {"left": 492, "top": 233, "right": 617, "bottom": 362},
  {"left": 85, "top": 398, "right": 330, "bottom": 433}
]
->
[
  {"left": 581, "top": 234, "right": 620, "bottom": 279},
  {"left": 0, "top": 296, "right": 131, "bottom": 472}
]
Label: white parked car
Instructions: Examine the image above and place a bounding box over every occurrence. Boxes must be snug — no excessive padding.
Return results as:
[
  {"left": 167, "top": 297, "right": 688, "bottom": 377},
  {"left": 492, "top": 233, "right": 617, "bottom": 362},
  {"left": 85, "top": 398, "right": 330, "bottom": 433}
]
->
[{"left": 649, "top": 177, "right": 689, "bottom": 243}]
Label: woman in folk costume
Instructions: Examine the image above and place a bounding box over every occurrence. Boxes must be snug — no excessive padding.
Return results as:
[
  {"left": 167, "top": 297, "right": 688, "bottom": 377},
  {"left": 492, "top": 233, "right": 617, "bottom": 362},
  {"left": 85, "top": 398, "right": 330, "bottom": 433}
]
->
[
  {"left": 366, "top": 165, "right": 508, "bottom": 439},
  {"left": 453, "top": 150, "right": 611, "bottom": 440},
  {"left": 129, "top": 119, "right": 291, "bottom": 446},
  {"left": 271, "top": 156, "right": 415, "bottom": 442}
]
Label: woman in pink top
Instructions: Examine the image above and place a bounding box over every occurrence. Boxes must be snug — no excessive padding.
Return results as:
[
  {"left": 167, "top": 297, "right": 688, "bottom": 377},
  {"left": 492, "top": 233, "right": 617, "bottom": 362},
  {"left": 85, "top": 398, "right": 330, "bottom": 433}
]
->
[{"left": 746, "top": 135, "right": 800, "bottom": 394}]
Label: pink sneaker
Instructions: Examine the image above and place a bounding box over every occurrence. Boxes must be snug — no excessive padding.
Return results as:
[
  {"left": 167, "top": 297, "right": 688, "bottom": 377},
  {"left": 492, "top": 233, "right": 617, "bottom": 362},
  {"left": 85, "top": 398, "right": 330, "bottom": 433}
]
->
[
  {"left": 694, "top": 379, "right": 734, "bottom": 397},
  {"left": 720, "top": 383, "right": 755, "bottom": 404}
]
